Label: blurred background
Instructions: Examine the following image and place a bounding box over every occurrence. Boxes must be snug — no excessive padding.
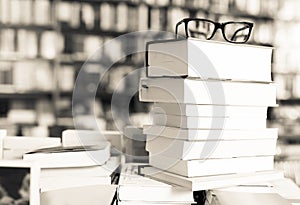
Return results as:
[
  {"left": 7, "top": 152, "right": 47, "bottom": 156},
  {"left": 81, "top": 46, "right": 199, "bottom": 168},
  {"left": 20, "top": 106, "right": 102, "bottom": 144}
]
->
[{"left": 0, "top": 0, "right": 300, "bottom": 184}]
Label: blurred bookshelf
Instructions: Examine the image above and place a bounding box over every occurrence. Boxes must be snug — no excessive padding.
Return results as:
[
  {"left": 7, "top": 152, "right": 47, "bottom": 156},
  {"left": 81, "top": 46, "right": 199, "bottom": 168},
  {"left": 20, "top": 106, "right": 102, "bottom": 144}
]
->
[{"left": 0, "top": 0, "right": 299, "bottom": 142}]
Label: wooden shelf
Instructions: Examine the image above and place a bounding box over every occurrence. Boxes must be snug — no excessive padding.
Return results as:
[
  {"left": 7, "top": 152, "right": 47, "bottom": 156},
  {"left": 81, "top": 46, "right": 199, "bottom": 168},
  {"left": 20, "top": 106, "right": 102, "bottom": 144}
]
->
[
  {"left": 0, "top": 56, "right": 55, "bottom": 62},
  {"left": 0, "top": 91, "right": 53, "bottom": 99},
  {"left": 0, "top": 23, "right": 55, "bottom": 31},
  {"left": 278, "top": 99, "right": 300, "bottom": 105},
  {"left": 60, "top": 0, "right": 139, "bottom": 6},
  {"left": 60, "top": 26, "right": 127, "bottom": 37}
]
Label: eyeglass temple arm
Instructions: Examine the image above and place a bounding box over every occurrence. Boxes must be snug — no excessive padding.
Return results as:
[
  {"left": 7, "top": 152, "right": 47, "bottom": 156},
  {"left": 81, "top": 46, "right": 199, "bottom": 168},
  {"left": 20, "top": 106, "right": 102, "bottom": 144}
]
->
[
  {"left": 175, "top": 20, "right": 188, "bottom": 38},
  {"left": 230, "top": 26, "right": 251, "bottom": 41}
]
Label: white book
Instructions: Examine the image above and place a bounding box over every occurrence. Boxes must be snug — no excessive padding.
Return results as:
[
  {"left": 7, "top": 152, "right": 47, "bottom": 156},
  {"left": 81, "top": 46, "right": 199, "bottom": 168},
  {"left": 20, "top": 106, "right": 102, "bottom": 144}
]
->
[
  {"left": 152, "top": 103, "right": 268, "bottom": 117},
  {"left": 62, "top": 129, "right": 122, "bottom": 153},
  {"left": 146, "top": 136, "right": 277, "bottom": 160},
  {"left": 3, "top": 136, "right": 61, "bottom": 160},
  {"left": 139, "top": 78, "right": 277, "bottom": 106},
  {"left": 40, "top": 176, "right": 112, "bottom": 192},
  {"left": 23, "top": 143, "right": 110, "bottom": 168},
  {"left": 118, "top": 163, "right": 194, "bottom": 203},
  {"left": 41, "top": 185, "right": 117, "bottom": 205},
  {"left": 143, "top": 126, "right": 278, "bottom": 141},
  {"left": 209, "top": 186, "right": 291, "bottom": 205},
  {"left": 118, "top": 202, "right": 191, "bottom": 205},
  {"left": 41, "top": 156, "right": 120, "bottom": 178},
  {"left": 142, "top": 166, "right": 283, "bottom": 191},
  {"left": 146, "top": 39, "right": 272, "bottom": 82},
  {"left": 3, "top": 136, "right": 61, "bottom": 149},
  {"left": 149, "top": 154, "right": 274, "bottom": 177},
  {"left": 152, "top": 113, "right": 266, "bottom": 129}
]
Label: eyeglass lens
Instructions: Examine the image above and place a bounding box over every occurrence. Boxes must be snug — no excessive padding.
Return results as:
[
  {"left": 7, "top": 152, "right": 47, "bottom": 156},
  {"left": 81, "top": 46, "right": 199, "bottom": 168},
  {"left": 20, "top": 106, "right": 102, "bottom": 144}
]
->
[
  {"left": 223, "top": 22, "right": 251, "bottom": 43},
  {"left": 187, "top": 20, "right": 215, "bottom": 40}
]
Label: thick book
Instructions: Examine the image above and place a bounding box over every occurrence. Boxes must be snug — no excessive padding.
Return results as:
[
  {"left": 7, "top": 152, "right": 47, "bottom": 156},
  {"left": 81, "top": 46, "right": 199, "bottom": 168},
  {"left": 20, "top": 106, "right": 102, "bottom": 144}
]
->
[
  {"left": 149, "top": 154, "right": 274, "bottom": 177},
  {"left": 41, "top": 184, "right": 117, "bottom": 205},
  {"left": 118, "top": 202, "right": 192, "bottom": 205},
  {"left": 146, "top": 136, "right": 277, "bottom": 160},
  {"left": 40, "top": 156, "right": 120, "bottom": 178},
  {"left": 2, "top": 136, "right": 61, "bottom": 160},
  {"left": 152, "top": 113, "right": 266, "bottom": 129},
  {"left": 62, "top": 129, "right": 122, "bottom": 153},
  {"left": 23, "top": 143, "right": 110, "bottom": 168},
  {"left": 152, "top": 103, "right": 268, "bottom": 117},
  {"left": 143, "top": 125, "right": 278, "bottom": 141},
  {"left": 139, "top": 78, "right": 277, "bottom": 106},
  {"left": 207, "top": 186, "right": 291, "bottom": 205},
  {"left": 40, "top": 176, "right": 112, "bottom": 192},
  {"left": 117, "top": 163, "right": 194, "bottom": 203},
  {"left": 141, "top": 166, "right": 283, "bottom": 191},
  {"left": 146, "top": 39, "right": 272, "bottom": 82}
]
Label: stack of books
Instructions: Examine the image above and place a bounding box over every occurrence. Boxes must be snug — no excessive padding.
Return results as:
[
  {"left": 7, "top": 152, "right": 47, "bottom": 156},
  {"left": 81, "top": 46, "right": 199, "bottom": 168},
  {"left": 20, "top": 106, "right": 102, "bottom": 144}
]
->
[
  {"left": 39, "top": 155, "right": 120, "bottom": 192},
  {"left": 139, "top": 38, "right": 283, "bottom": 190}
]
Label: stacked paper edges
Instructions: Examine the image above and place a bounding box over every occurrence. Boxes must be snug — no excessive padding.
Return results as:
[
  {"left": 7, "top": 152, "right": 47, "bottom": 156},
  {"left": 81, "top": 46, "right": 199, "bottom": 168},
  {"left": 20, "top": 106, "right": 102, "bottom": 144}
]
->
[{"left": 139, "top": 38, "right": 280, "bottom": 190}]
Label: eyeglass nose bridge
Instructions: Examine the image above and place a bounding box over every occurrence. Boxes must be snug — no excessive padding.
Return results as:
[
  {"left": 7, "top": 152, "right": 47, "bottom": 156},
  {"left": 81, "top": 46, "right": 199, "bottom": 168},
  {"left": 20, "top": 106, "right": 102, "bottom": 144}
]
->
[{"left": 207, "top": 22, "right": 225, "bottom": 40}]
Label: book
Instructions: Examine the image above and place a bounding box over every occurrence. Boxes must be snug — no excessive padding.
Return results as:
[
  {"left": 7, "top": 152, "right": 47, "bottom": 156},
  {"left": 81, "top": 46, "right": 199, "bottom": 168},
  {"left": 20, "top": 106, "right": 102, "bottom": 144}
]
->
[
  {"left": 23, "top": 143, "right": 110, "bottom": 168},
  {"left": 256, "top": 178, "right": 300, "bottom": 203},
  {"left": 146, "top": 136, "right": 277, "bottom": 160},
  {"left": 3, "top": 136, "right": 61, "bottom": 160},
  {"left": 139, "top": 78, "right": 277, "bottom": 106},
  {"left": 117, "top": 163, "right": 194, "bottom": 203},
  {"left": 146, "top": 39, "right": 272, "bottom": 82},
  {"left": 152, "top": 103, "right": 268, "bottom": 117},
  {"left": 118, "top": 203, "right": 192, "bottom": 205},
  {"left": 152, "top": 113, "right": 266, "bottom": 129},
  {"left": 149, "top": 154, "right": 274, "bottom": 177},
  {"left": 40, "top": 176, "right": 112, "bottom": 192},
  {"left": 141, "top": 166, "right": 284, "bottom": 191},
  {"left": 62, "top": 129, "right": 122, "bottom": 153},
  {"left": 209, "top": 178, "right": 300, "bottom": 204},
  {"left": 41, "top": 184, "right": 117, "bottom": 205},
  {"left": 40, "top": 156, "right": 120, "bottom": 178},
  {"left": 207, "top": 186, "right": 291, "bottom": 205},
  {"left": 143, "top": 126, "right": 278, "bottom": 141}
]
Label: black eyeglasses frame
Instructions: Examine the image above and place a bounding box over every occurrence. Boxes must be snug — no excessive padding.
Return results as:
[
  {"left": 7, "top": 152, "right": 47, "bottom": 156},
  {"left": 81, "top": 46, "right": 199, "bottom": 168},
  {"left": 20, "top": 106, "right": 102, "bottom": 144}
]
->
[{"left": 175, "top": 18, "right": 254, "bottom": 44}]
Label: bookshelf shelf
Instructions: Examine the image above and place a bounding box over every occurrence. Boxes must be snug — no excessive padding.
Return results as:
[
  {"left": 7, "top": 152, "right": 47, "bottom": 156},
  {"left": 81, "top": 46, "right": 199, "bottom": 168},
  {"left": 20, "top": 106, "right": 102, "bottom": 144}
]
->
[
  {"left": 60, "top": 26, "right": 128, "bottom": 37},
  {"left": 0, "top": 23, "right": 54, "bottom": 31},
  {"left": 278, "top": 99, "right": 300, "bottom": 105},
  {"left": 59, "top": 0, "right": 139, "bottom": 6},
  {"left": 0, "top": 56, "right": 55, "bottom": 62},
  {"left": 0, "top": 92, "right": 53, "bottom": 99}
]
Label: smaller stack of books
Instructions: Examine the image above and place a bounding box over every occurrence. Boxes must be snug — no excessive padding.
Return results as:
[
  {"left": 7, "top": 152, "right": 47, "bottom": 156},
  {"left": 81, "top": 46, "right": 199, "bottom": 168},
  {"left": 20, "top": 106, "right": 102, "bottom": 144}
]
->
[
  {"left": 139, "top": 38, "right": 282, "bottom": 190},
  {"left": 21, "top": 132, "right": 121, "bottom": 193},
  {"left": 117, "top": 163, "right": 195, "bottom": 205}
]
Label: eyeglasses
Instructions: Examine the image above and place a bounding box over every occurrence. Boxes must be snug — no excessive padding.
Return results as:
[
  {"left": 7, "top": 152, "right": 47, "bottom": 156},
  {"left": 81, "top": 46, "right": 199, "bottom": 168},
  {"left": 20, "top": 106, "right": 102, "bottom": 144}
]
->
[{"left": 175, "top": 18, "right": 253, "bottom": 43}]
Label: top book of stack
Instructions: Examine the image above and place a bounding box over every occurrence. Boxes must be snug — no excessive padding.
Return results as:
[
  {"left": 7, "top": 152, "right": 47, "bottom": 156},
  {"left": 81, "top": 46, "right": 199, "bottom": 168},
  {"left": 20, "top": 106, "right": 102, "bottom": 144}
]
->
[{"left": 146, "top": 39, "right": 272, "bottom": 82}]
